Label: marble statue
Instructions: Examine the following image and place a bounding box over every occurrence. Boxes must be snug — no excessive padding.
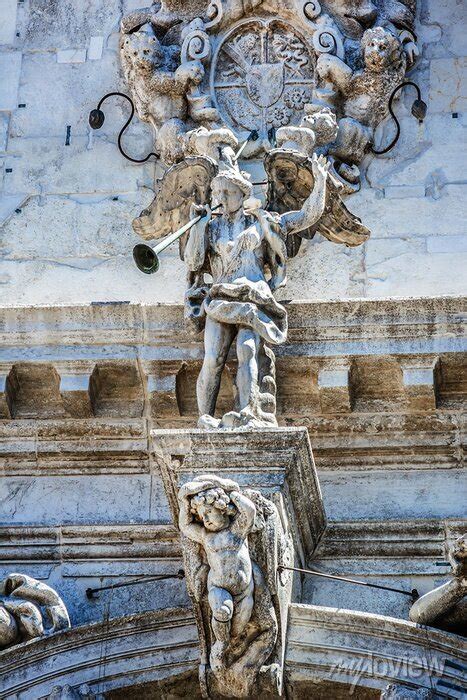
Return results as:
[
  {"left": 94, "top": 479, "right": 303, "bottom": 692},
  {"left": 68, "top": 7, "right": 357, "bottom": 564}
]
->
[
  {"left": 409, "top": 534, "right": 466, "bottom": 635},
  {"left": 184, "top": 155, "right": 329, "bottom": 429},
  {"left": 314, "top": 25, "right": 407, "bottom": 176},
  {"left": 0, "top": 573, "right": 70, "bottom": 649},
  {"left": 120, "top": 22, "right": 219, "bottom": 164},
  {"left": 178, "top": 474, "right": 288, "bottom": 697}
]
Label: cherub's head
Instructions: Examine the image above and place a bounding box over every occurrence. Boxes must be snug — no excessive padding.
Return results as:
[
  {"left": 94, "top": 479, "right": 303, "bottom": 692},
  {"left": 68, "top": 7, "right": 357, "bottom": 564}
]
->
[
  {"left": 211, "top": 171, "right": 253, "bottom": 215},
  {"left": 302, "top": 105, "right": 339, "bottom": 147},
  {"left": 362, "top": 26, "right": 403, "bottom": 72},
  {"left": 190, "top": 487, "right": 236, "bottom": 532},
  {"left": 121, "top": 24, "right": 163, "bottom": 74}
]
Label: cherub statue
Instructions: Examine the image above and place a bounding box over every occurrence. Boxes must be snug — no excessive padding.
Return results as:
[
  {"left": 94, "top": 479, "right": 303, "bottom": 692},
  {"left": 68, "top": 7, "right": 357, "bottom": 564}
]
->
[
  {"left": 409, "top": 534, "right": 466, "bottom": 635},
  {"left": 315, "top": 26, "right": 406, "bottom": 168},
  {"left": 184, "top": 155, "right": 330, "bottom": 429},
  {"left": 178, "top": 475, "right": 278, "bottom": 697},
  {"left": 0, "top": 573, "right": 70, "bottom": 649},
  {"left": 120, "top": 23, "right": 218, "bottom": 164}
]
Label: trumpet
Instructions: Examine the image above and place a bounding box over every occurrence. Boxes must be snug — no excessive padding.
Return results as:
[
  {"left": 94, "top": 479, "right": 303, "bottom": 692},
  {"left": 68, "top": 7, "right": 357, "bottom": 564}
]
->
[{"left": 133, "top": 204, "right": 221, "bottom": 274}]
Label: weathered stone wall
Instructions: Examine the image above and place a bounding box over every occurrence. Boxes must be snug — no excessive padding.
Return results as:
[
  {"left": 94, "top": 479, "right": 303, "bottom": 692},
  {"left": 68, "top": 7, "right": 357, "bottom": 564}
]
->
[{"left": 0, "top": 0, "right": 465, "bottom": 305}]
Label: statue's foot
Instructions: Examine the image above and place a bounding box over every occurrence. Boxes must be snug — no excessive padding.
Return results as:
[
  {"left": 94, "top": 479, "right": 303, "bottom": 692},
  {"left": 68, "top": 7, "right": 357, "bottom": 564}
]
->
[
  {"left": 220, "top": 409, "right": 273, "bottom": 429},
  {"left": 197, "top": 414, "right": 221, "bottom": 429}
]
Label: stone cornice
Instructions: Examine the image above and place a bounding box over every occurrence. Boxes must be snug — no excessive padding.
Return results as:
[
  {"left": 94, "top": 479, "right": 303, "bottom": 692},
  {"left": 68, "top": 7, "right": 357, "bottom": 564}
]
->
[{"left": 0, "top": 296, "right": 465, "bottom": 358}]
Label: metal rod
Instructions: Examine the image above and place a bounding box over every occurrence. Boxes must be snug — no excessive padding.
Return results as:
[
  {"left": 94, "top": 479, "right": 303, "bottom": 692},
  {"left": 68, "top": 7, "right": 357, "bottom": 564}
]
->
[
  {"left": 86, "top": 570, "right": 184, "bottom": 599},
  {"left": 277, "top": 565, "right": 419, "bottom": 600},
  {"left": 233, "top": 130, "right": 259, "bottom": 160}
]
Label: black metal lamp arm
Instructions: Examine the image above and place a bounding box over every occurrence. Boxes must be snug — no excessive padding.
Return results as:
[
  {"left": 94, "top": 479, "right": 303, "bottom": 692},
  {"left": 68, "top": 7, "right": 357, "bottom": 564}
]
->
[
  {"left": 372, "top": 81, "right": 427, "bottom": 155},
  {"left": 89, "top": 91, "right": 159, "bottom": 163}
]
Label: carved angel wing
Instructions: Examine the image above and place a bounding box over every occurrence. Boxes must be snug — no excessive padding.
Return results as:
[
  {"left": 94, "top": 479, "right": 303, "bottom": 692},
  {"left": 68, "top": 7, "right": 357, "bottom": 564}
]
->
[
  {"left": 132, "top": 156, "right": 218, "bottom": 259},
  {"left": 264, "top": 149, "right": 370, "bottom": 257}
]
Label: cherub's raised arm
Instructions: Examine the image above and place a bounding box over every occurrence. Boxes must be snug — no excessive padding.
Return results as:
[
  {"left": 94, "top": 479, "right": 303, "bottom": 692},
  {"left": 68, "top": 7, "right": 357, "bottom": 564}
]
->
[
  {"left": 280, "top": 155, "right": 329, "bottom": 236},
  {"left": 230, "top": 491, "right": 256, "bottom": 538},
  {"left": 178, "top": 490, "right": 204, "bottom": 544}
]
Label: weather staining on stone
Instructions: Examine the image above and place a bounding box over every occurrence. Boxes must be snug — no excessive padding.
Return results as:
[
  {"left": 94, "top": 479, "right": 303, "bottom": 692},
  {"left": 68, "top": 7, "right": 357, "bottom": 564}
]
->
[
  {"left": 409, "top": 533, "right": 467, "bottom": 636},
  {"left": 0, "top": 573, "right": 70, "bottom": 649},
  {"left": 177, "top": 475, "right": 282, "bottom": 697}
]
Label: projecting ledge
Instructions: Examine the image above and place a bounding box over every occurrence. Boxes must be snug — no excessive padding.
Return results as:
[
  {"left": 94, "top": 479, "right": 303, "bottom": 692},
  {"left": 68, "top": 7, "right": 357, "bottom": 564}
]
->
[
  {"left": 151, "top": 427, "right": 326, "bottom": 565},
  {"left": 286, "top": 604, "right": 467, "bottom": 698}
]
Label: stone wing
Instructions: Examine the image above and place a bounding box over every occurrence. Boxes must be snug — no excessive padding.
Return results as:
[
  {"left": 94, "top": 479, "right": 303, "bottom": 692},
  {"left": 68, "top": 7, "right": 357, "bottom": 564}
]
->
[
  {"left": 132, "top": 156, "right": 218, "bottom": 260},
  {"left": 264, "top": 150, "right": 370, "bottom": 255}
]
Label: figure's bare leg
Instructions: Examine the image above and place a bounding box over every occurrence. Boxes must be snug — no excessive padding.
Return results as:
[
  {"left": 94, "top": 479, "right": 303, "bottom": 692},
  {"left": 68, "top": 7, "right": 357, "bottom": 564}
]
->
[
  {"left": 197, "top": 318, "right": 236, "bottom": 417},
  {"left": 231, "top": 576, "right": 254, "bottom": 638},
  {"left": 208, "top": 585, "right": 234, "bottom": 643},
  {"left": 236, "top": 327, "right": 261, "bottom": 416}
]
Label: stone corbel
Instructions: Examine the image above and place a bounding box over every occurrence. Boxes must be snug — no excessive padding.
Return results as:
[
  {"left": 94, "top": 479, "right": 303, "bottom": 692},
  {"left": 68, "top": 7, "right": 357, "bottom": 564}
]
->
[{"left": 152, "top": 427, "right": 326, "bottom": 697}]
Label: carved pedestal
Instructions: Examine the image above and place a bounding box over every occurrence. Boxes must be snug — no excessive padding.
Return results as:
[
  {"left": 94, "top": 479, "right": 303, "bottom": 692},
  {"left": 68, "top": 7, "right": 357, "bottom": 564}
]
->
[{"left": 153, "top": 427, "right": 326, "bottom": 698}]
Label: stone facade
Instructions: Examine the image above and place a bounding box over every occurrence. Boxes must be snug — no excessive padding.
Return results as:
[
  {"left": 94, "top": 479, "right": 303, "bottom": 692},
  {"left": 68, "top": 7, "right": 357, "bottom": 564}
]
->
[
  {"left": 0, "top": 0, "right": 465, "bottom": 304},
  {"left": 0, "top": 1, "right": 466, "bottom": 699}
]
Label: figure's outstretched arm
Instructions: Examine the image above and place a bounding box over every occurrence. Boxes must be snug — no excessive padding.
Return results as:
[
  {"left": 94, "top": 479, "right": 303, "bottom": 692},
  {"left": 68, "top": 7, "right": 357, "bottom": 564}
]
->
[
  {"left": 280, "top": 154, "right": 330, "bottom": 236},
  {"left": 230, "top": 491, "right": 256, "bottom": 538},
  {"left": 184, "top": 204, "right": 211, "bottom": 273}
]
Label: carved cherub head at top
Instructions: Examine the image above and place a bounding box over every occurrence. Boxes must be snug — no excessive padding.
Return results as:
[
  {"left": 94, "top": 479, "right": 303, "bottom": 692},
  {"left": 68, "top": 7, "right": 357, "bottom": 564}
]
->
[
  {"left": 121, "top": 24, "right": 164, "bottom": 74},
  {"left": 362, "top": 26, "right": 404, "bottom": 72},
  {"left": 189, "top": 487, "right": 237, "bottom": 531},
  {"left": 211, "top": 170, "right": 253, "bottom": 215}
]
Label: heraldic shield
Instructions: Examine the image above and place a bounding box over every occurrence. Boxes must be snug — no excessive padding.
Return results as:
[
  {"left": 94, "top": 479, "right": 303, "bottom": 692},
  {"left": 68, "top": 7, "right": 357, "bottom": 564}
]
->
[{"left": 246, "top": 63, "right": 285, "bottom": 108}]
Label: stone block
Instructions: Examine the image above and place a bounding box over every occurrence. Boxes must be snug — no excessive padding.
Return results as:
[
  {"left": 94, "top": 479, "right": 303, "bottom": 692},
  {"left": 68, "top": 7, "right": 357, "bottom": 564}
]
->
[
  {"left": 0, "top": 51, "right": 21, "bottom": 110},
  {"left": 435, "top": 356, "right": 467, "bottom": 409},
  {"left": 60, "top": 373, "right": 92, "bottom": 417},
  {"left": 89, "top": 361, "right": 144, "bottom": 417},
  {"left": 276, "top": 358, "right": 319, "bottom": 416},
  {"left": 429, "top": 58, "right": 467, "bottom": 114},
  {"left": 0, "top": 193, "right": 148, "bottom": 261},
  {"left": 318, "top": 366, "right": 351, "bottom": 414},
  {"left": 9, "top": 51, "right": 126, "bottom": 138},
  {"left": 402, "top": 364, "right": 436, "bottom": 411},
  {"left": 350, "top": 184, "right": 467, "bottom": 240},
  {"left": 365, "top": 248, "right": 467, "bottom": 298},
  {"left": 0, "top": 193, "right": 27, "bottom": 226},
  {"left": 427, "top": 235, "right": 467, "bottom": 253},
  {"left": 0, "top": 0, "right": 18, "bottom": 45},
  {"left": 349, "top": 357, "right": 405, "bottom": 412},
  {"left": 88, "top": 36, "right": 104, "bottom": 60},
  {"left": 0, "top": 112, "right": 9, "bottom": 151},
  {"left": 25, "top": 0, "right": 122, "bottom": 51},
  {"left": 5, "top": 363, "right": 66, "bottom": 418},
  {"left": 384, "top": 185, "right": 426, "bottom": 199},
  {"left": 424, "top": 0, "right": 466, "bottom": 56},
  {"left": 0, "top": 374, "right": 11, "bottom": 418},
  {"left": 56, "top": 49, "right": 87, "bottom": 64},
  {"left": 3, "top": 136, "right": 155, "bottom": 196}
]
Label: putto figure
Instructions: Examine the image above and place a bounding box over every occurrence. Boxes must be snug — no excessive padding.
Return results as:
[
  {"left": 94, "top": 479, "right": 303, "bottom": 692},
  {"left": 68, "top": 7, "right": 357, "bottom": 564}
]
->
[
  {"left": 178, "top": 475, "right": 280, "bottom": 697},
  {"left": 184, "top": 155, "right": 330, "bottom": 429}
]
